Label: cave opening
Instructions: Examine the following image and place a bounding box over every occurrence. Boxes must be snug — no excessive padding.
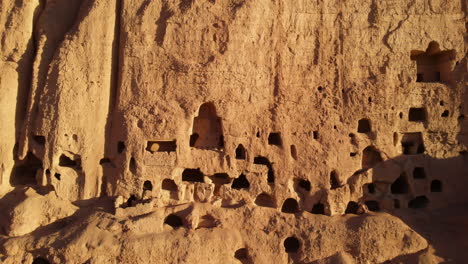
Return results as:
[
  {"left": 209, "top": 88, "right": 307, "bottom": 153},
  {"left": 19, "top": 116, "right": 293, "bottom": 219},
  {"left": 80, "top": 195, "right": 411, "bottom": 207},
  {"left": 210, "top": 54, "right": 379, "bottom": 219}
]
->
[
  {"left": 401, "top": 133, "right": 425, "bottom": 155},
  {"left": 431, "top": 180, "right": 442, "bottom": 192},
  {"left": 298, "top": 179, "right": 311, "bottom": 192},
  {"left": 143, "top": 180, "right": 153, "bottom": 191},
  {"left": 117, "top": 141, "right": 125, "bottom": 153},
  {"left": 253, "top": 156, "right": 274, "bottom": 183},
  {"left": 413, "top": 167, "right": 426, "bottom": 179},
  {"left": 268, "top": 132, "right": 282, "bottom": 146},
  {"left": 365, "top": 200, "right": 380, "bottom": 211},
  {"left": 311, "top": 202, "right": 325, "bottom": 215},
  {"left": 410, "top": 41, "right": 456, "bottom": 83},
  {"left": 362, "top": 146, "right": 383, "bottom": 169},
  {"left": 254, "top": 193, "right": 275, "bottom": 208},
  {"left": 408, "top": 107, "right": 426, "bottom": 122},
  {"left": 391, "top": 173, "right": 409, "bottom": 194},
  {"left": 212, "top": 173, "right": 231, "bottom": 185},
  {"left": 146, "top": 140, "right": 177, "bottom": 153},
  {"left": 164, "top": 214, "right": 183, "bottom": 229},
  {"left": 357, "top": 118, "right": 371, "bottom": 133},
  {"left": 32, "top": 257, "right": 50, "bottom": 264},
  {"left": 10, "top": 152, "right": 42, "bottom": 186},
  {"left": 281, "top": 198, "right": 299, "bottom": 214},
  {"left": 330, "top": 170, "right": 340, "bottom": 189},
  {"left": 182, "top": 168, "right": 204, "bottom": 182},
  {"left": 190, "top": 102, "right": 223, "bottom": 149},
  {"left": 234, "top": 248, "right": 249, "bottom": 261},
  {"left": 290, "top": 145, "right": 297, "bottom": 160},
  {"left": 235, "top": 144, "right": 246, "bottom": 160},
  {"left": 284, "top": 237, "right": 300, "bottom": 253},
  {"left": 162, "top": 179, "right": 178, "bottom": 191},
  {"left": 345, "top": 201, "right": 359, "bottom": 214},
  {"left": 231, "top": 174, "right": 249, "bottom": 190},
  {"left": 408, "top": 196, "right": 429, "bottom": 209}
]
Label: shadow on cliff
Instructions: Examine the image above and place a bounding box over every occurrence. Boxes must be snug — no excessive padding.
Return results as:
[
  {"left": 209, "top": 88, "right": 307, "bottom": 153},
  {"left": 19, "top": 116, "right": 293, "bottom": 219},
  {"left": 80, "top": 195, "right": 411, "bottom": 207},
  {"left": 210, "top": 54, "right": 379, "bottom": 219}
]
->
[
  {"left": 341, "top": 55, "right": 468, "bottom": 263},
  {"left": 375, "top": 48, "right": 468, "bottom": 264},
  {"left": 361, "top": 152, "right": 468, "bottom": 264},
  {"left": 355, "top": 86, "right": 468, "bottom": 263}
]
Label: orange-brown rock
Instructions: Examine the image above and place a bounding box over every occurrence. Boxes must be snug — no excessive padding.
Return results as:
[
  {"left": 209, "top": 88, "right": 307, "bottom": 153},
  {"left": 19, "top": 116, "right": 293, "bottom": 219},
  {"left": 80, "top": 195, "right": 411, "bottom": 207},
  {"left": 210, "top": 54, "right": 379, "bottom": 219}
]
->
[{"left": 0, "top": 0, "right": 466, "bottom": 263}]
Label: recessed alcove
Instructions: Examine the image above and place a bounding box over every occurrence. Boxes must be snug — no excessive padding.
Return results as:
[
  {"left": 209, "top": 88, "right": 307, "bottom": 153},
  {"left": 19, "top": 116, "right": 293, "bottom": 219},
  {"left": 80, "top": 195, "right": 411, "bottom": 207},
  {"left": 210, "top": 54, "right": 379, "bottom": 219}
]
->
[
  {"left": 190, "top": 102, "right": 223, "bottom": 149},
  {"left": 330, "top": 170, "right": 340, "bottom": 189},
  {"left": 401, "top": 133, "right": 425, "bottom": 155},
  {"left": 117, "top": 141, "right": 125, "bottom": 153},
  {"left": 32, "top": 135, "right": 46, "bottom": 145},
  {"left": 362, "top": 146, "right": 383, "bottom": 169},
  {"left": 391, "top": 173, "right": 409, "bottom": 194},
  {"left": 268, "top": 132, "right": 282, "bottom": 146},
  {"left": 255, "top": 193, "right": 275, "bottom": 208},
  {"left": 311, "top": 203, "right": 325, "bottom": 215},
  {"left": 411, "top": 41, "right": 456, "bottom": 83},
  {"left": 253, "top": 156, "right": 274, "bottom": 183},
  {"left": 408, "top": 196, "right": 429, "bottom": 209},
  {"left": 146, "top": 140, "right": 177, "bottom": 153},
  {"left": 234, "top": 248, "right": 249, "bottom": 261},
  {"left": 431, "top": 180, "right": 442, "bottom": 192},
  {"left": 413, "top": 167, "right": 426, "bottom": 179},
  {"left": 357, "top": 119, "right": 371, "bottom": 133},
  {"left": 162, "top": 179, "right": 178, "bottom": 191},
  {"left": 235, "top": 144, "right": 246, "bottom": 160},
  {"left": 366, "top": 183, "right": 375, "bottom": 194},
  {"left": 164, "top": 214, "right": 183, "bottom": 229},
  {"left": 212, "top": 173, "right": 231, "bottom": 185},
  {"left": 298, "top": 179, "right": 311, "bottom": 192},
  {"left": 231, "top": 174, "right": 249, "bottom": 189},
  {"left": 143, "top": 180, "right": 153, "bottom": 191},
  {"left": 290, "top": 145, "right": 297, "bottom": 160},
  {"left": 10, "top": 152, "right": 42, "bottom": 186},
  {"left": 408, "top": 108, "right": 426, "bottom": 122},
  {"left": 345, "top": 201, "right": 359, "bottom": 214},
  {"left": 365, "top": 200, "right": 380, "bottom": 212},
  {"left": 182, "top": 168, "right": 204, "bottom": 182},
  {"left": 59, "top": 154, "right": 79, "bottom": 168},
  {"left": 32, "top": 257, "right": 50, "bottom": 264},
  {"left": 284, "top": 237, "right": 300, "bottom": 253},
  {"left": 281, "top": 198, "right": 299, "bottom": 214}
]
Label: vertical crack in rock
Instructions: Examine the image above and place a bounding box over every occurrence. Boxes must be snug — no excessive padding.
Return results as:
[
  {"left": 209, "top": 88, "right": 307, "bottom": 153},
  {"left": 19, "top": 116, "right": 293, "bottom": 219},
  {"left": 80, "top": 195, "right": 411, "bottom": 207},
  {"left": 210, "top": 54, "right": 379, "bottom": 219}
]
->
[
  {"left": 101, "top": 0, "right": 122, "bottom": 196},
  {"left": 155, "top": 1, "right": 174, "bottom": 47},
  {"left": 270, "top": 0, "right": 286, "bottom": 124},
  {"left": 382, "top": 15, "right": 410, "bottom": 53},
  {"left": 313, "top": 14, "right": 322, "bottom": 66},
  {"left": 368, "top": 0, "right": 379, "bottom": 27}
]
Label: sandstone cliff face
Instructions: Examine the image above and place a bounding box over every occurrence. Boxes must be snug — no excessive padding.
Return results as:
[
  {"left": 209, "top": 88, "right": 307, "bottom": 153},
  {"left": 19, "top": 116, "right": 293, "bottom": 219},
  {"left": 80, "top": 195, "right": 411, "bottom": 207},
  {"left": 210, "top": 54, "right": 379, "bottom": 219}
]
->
[{"left": 0, "top": 0, "right": 467, "bottom": 263}]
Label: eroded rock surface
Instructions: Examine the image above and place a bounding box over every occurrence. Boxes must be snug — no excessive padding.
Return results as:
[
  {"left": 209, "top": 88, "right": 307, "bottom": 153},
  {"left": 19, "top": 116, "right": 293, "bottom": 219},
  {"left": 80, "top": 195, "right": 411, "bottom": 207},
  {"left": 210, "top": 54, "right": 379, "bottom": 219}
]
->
[{"left": 0, "top": 0, "right": 467, "bottom": 263}]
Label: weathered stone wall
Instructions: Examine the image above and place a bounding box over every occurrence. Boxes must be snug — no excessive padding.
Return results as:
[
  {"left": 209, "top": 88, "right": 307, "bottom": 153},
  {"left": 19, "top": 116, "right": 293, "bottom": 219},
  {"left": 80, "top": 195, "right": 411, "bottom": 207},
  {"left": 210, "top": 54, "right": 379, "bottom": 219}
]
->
[{"left": 0, "top": 0, "right": 466, "bottom": 263}]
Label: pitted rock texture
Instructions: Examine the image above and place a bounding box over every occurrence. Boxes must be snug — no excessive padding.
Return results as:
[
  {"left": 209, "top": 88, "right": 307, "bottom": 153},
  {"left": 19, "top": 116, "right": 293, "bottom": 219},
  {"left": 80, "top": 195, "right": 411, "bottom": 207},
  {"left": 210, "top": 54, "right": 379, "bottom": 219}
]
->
[{"left": 0, "top": 0, "right": 467, "bottom": 263}]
